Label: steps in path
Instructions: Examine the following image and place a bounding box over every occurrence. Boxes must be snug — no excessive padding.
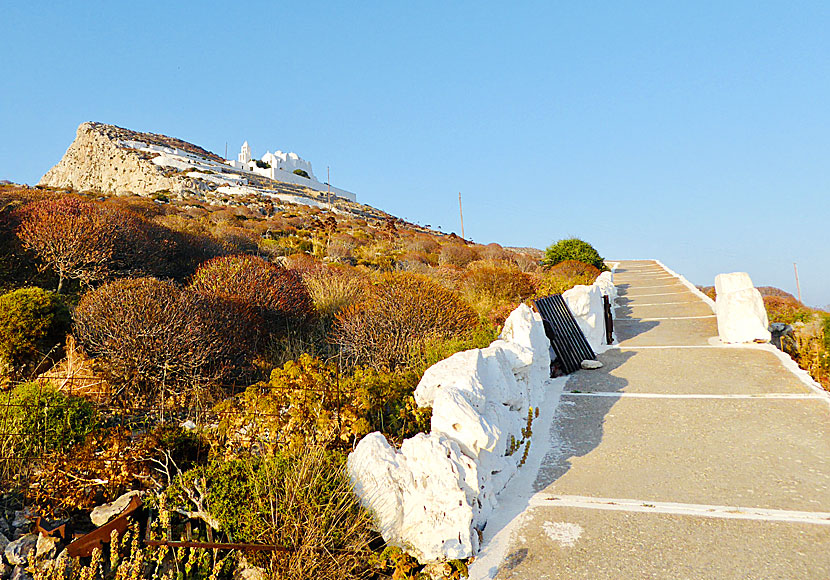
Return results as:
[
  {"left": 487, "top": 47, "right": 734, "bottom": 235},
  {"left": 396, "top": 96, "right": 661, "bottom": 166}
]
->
[{"left": 478, "top": 260, "right": 830, "bottom": 579}]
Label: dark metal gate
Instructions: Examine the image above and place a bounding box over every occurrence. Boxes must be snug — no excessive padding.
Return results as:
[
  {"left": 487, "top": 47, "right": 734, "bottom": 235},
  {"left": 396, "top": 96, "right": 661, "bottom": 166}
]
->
[{"left": 534, "top": 295, "right": 596, "bottom": 374}]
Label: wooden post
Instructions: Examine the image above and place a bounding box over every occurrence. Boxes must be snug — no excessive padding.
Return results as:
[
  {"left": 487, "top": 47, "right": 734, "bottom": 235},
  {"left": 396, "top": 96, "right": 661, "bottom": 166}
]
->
[
  {"left": 458, "top": 192, "right": 465, "bottom": 239},
  {"left": 794, "top": 263, "right": 803, "bottom": 303}
]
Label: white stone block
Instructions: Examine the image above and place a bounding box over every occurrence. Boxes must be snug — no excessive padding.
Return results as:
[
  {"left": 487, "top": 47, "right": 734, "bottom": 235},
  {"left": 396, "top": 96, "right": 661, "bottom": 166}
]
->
[{"left": 715, "top": 272, "right": 771, "bottom": 344}]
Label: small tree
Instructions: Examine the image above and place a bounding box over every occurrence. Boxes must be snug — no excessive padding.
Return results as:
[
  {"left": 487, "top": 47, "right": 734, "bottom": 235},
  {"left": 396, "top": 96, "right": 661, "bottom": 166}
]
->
[
  {"left": 16, "top": 197, "right": 117, "bottom": 293},
  {"left": 543, "top": 238, "right": 605, "bottom": 271},
  {"left": 293, "top": 169, "right": 310, "bottom": 179}
]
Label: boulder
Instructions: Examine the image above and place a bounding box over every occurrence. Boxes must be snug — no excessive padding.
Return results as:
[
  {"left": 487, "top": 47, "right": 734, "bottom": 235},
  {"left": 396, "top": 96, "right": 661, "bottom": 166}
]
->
[
  {"left": 0, "top": 531, "right": 8, "bottom": 553},
  {"left": 562, "top": 284, "right": 605, "bottom": 351},
  {"left": 4, "top": 534, "right": 36, "bottom": 566},
  {"left": 35, "top": 533, "right": 60, "bottom": 561},
  {"left": 348, "top": 432, "right": 478, "bottom": 562},
  {"left": 714, "top": 273, "right": 771, "bottom": 343},
  {"left": 90, "top": 491, "right": 141, "bottom": 527}
]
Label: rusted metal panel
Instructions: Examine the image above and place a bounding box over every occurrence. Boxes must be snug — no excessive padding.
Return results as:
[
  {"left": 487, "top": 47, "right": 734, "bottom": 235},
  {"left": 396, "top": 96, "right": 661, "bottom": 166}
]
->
[
  {"left": 66, "top": 495, "right": 143, "bottom": 558},
  {"left": 534, "top": 295, "right": 596, "bottom": 374}
]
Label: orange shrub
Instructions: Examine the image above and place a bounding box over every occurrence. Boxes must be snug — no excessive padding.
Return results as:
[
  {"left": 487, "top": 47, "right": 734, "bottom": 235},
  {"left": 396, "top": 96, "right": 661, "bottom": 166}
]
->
[
  {"left": 764, "top": 295, "right": 812, "bottom": 324},
  {"left": 461, "top": 260, "right": 536, "bottom": 304},
  {"left": 547, "top": 260, "right": 601, "bottom": 280},
  {"left": 334, "top": 272, "right": 478, "bottom": 369},
  {"left": 73, "top": 277, "right": 250, "bottom": 400},
  {"left": 438, "top": 244, "right": 478, "bottom": 267},
  {"left": 190, "top": 255, "right": 314, "bottom": 340}
]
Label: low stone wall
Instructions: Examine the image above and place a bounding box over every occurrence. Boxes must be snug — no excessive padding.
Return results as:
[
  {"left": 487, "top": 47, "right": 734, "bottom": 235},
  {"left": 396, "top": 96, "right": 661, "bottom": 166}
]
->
[
  {"left": 347, "top": 271, "right": 618, "bottom": 563},
  {"left": 347, "top": 305, "right": 550, "bottom": 562}
]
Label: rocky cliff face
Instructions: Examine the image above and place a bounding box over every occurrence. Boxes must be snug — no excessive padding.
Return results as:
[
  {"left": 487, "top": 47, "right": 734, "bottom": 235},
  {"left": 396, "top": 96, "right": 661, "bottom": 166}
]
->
[
  {"left": 37, "top": 122, "right": 385, "bottom": 220},
  {"left": 39, "top": 122, "right": 194, "bottom": 196}
]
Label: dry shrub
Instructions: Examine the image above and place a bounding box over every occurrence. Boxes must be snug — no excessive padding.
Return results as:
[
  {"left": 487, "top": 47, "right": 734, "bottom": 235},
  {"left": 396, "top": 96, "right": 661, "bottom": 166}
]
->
[
  {"left": 303, "top": 267, "right": 368, "bottom": 320},
  {"left": 790, "top": 315, "right": 830, "bottom": 388},
  {"left": 405, "top": 235, "right": 440, "bottom": 255},
  {"left": 535, "top": 259, "right": 601, "bottom": 297},
  {"left": 39, "top": 335, "right": 110, "bottom": 400},
  {"left": 213, "top": 224, "right": 259, "bottom": 254},
  {"left": 547, "top": 259, "right": 602, "bottom": 280},
  {"left": 764, "top": 295, "right": 812, "bottom": 324},
  {"left": 461, "top": 260, "right": 536, "bottom": 303},
  {"left": 479, "top": 242, "right": 512, "bottom": 262},
  {"left": 513, "top": 252, "right": 541, "bottom": 273},
  {"left": 190, "top": 254, "right": 314, "bottom": 340},
  {"left": 74, "top": 277, "right": 247, "bottom": 402},
  {"left": 327, "top": 238, "right": 356, "bottom": 262},
  {"left": 29, "top": 426, "right": 208, "bottom": 516},
  {"left": 334, "top": 272, "right": 478, "bottom": 369},
  {"left": 439, "top": 244, "right": 478, "bottom": 267}
]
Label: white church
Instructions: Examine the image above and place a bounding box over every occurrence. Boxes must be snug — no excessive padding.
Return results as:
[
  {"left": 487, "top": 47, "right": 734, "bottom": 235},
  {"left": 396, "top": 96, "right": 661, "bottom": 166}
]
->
[{"left": 227, "top": 142, "right": 356, "bottom": 202}]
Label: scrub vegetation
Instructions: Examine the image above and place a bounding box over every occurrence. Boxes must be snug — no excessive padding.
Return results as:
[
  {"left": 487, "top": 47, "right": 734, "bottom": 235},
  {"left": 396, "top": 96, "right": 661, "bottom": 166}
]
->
[{"left": 0, "top": 182, "right": 600, "bottom": 579}]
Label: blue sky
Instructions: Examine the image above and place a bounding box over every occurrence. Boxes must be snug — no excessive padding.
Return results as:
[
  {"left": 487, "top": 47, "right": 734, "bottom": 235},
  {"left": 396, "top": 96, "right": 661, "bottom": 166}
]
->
[{"left": 2, "top": 1, "right": 828, "bottom": 306}]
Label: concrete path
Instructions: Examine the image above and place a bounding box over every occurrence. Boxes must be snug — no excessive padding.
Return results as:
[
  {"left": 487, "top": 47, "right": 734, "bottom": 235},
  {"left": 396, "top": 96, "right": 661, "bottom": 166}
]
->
[{"left": 479, "top": 260, "right": 830, "bottom": 579}]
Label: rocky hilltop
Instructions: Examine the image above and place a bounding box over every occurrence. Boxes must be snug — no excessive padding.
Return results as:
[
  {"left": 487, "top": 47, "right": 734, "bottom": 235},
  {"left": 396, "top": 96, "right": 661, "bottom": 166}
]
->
[{"left": 39, "top": 122, "right": 372, "bottom": 217}]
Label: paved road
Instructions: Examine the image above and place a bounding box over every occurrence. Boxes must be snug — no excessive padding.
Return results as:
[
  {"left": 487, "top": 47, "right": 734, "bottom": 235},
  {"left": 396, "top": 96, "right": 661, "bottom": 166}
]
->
[{"left": 485, "top": 260, "right": 830, "bottom": 579}]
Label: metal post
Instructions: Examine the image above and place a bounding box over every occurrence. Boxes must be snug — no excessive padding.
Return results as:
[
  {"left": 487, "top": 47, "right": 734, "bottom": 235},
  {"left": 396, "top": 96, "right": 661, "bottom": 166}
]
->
[{"left": 327, "top": 166, "right": 331, "bottom": 209}]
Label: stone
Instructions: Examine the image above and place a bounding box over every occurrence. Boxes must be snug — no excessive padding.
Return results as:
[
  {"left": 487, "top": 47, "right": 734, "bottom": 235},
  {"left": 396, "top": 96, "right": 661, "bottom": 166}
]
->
[
  {"left": 4, "top": 534, "right": 36, "bottom": 566},
  {"left": 10, "top": 511, "right": 31, "bottom": 532},
  {"left": 769, "top": 322, "right": 793, "bottom": 350},
  {"left": 581, "top": 359, "right": 604, "bottom": 370},
  {"left": 234, "top": 562, "right": 268, "bottom": 580},
  {"left": 90, "top": 491, "right": 141, "bottom": 527},
  {"left": 10, "top": 565, "right": 33, "bottom": 580},
  {"left": 714, "top": 273, "right": 771, "bottom": 344},
  {"left": 35, "top": 534, "right": 59, "bottom": 561},
  {"left": 0, "top": 562, "right": 10, "bottom": 579},
  {"left": 0, "top": 531, "right": 9, "bottom": 553}
]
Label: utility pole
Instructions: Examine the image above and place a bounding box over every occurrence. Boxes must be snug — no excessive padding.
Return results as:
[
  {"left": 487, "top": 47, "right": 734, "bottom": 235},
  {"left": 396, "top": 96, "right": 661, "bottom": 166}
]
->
[
  {"left": 458, "top": 192, "right": 465, "bottom": 239},
  {"left": 794, "top": 263, "right": 803, "bottom": 303},
  {"left": 327, "top": 166, "right": 331, "bottom": 210},
  {"left": 225, "top": 142, "right": 228, "bottom": 160}
]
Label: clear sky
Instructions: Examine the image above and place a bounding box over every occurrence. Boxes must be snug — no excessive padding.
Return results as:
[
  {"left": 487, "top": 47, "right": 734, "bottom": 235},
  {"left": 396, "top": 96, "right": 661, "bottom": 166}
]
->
[{"left": 2, "top": 1, "right": 828, "bottom": 306}]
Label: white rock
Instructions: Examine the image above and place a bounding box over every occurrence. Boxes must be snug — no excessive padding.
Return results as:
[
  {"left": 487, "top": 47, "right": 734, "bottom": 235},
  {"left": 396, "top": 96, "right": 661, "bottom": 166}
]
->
[
  {"left": 35, "top": 534, "right": 59, "bottom": 561},
  {"left": 714, "top": 273, "right": 771, "bottom": 344},
  {"left": 562, "top": 284, "right": 605, "bottom": 351},
  {"left": 581, "top": 359, "right": 604, "bottom": 370},
  {"left": 348, "top": 302, "right": 554, "bottom": 563},
  {"left": 90, "top": 491, "right": 141, "bottom": 527},
  {"left": 347, "top": 432, "right": 477, "bottom": 562},
  {"left": 4, "top": 534, "right": 36, "bottom": 566}
]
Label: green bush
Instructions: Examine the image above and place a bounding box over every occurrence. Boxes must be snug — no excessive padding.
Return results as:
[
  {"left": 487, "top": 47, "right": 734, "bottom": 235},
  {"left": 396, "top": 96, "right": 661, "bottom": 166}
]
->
[
  {"left": 543, "top": 238, "right": 605, "bottom": 270},
  {"left": 0, "top": 381, "right": 97, "bottom": 455},
  {"left": 166, "top": 447, "right": 373, "bottom": 579},
  {"left": 293, "top": 169, "right": 310, "bottom": 179},
  {"left": 0, "top": 287, "right": 70, "bottom": 379}
]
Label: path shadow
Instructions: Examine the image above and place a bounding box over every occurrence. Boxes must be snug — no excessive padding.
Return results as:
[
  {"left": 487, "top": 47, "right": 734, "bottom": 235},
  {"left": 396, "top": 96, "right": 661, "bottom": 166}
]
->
[
  {"left": 488, "top": 349, "right": 636, "bottom": 578},
  {"left": 533, "top": 349, "right": 635, "bottom": 490}
]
